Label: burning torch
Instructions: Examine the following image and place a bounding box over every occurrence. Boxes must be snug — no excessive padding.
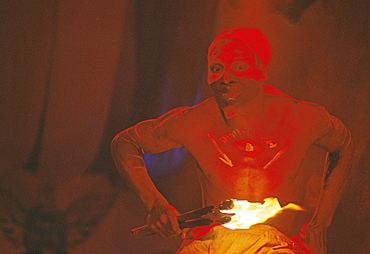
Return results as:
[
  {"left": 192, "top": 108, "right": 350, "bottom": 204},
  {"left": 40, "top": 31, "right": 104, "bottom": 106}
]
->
[{"left": 131, "top": 198, "right": 304, "bottom": 238}]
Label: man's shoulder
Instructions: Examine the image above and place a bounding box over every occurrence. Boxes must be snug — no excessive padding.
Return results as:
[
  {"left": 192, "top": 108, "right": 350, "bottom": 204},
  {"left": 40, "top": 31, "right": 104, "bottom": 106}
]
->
[
  {"left": 166, "top": 98, "right": 215, "bottom": 116},
  {"left": 263, "top": 85, "right": 328, "bottom": 112},
  {"left": 154, "top": 98, "right": 215, "bottom": 127},
  {"left": 263, "top": 84, "right": 292, "bottom": 98},
  {"left": 262, "top": 84, "right": 330, "bottom": 120}
]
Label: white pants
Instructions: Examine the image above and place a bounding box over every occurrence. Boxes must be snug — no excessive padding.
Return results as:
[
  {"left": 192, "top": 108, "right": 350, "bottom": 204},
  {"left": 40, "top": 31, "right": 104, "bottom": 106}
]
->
[{"left": 177, "top": 224, "right": 300, "bottom": 254}]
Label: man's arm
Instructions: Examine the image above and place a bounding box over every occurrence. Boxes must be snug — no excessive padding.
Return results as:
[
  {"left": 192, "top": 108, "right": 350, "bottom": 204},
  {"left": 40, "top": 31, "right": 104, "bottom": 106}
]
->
[
  {"left": 303, "top": 114, "right": 353, "bottom": 253},
  {"left": 110, "top": 110, "right": 185, "bottom": 237}
]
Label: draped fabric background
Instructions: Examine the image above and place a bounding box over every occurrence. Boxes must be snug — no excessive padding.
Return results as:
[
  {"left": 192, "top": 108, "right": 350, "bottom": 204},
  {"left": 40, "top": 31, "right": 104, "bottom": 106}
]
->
[{"left": 0, "top": 0, "right": 369, "bottom": 253}]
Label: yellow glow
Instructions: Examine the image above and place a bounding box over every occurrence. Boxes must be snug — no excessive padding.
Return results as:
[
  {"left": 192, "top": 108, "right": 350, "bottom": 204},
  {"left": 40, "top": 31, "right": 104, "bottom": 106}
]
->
[{"left": 222, "top": 197, "right": 303, "bottom": 230}]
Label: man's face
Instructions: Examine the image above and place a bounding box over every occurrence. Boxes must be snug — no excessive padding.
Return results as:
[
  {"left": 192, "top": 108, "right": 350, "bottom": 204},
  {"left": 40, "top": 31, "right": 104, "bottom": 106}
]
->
[{"left": 208, "top": 41, "right": 263, "bottom": 107}]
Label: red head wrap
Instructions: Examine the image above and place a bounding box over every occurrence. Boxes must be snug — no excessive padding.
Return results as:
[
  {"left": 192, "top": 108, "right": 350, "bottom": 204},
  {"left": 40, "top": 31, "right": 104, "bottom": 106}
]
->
[{"left": 209, "top": 27, "right": 272, "bottom": 69}]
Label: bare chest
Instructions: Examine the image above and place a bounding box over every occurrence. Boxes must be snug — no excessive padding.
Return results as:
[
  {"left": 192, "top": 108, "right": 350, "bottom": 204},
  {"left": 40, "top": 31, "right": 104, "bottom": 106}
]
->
[{"left": 180, "top": 111, "right": 319, "bottom": 200}]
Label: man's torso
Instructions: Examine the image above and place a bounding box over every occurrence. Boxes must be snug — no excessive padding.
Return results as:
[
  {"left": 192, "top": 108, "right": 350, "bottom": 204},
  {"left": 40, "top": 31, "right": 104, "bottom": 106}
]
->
[{"left": 158, "top": 88, "right": 327, "bottom": 209}]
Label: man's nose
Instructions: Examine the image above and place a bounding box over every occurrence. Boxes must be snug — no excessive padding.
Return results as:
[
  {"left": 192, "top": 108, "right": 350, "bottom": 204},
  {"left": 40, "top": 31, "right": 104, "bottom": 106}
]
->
[{"left": 222, "top": 70, "right": 232, "bottom": 84}]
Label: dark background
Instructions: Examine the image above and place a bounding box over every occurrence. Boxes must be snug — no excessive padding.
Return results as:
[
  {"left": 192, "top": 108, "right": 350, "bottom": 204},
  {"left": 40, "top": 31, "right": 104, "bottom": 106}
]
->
[{"left": 1, "top": 0, "right": 369, "bottom": 253}]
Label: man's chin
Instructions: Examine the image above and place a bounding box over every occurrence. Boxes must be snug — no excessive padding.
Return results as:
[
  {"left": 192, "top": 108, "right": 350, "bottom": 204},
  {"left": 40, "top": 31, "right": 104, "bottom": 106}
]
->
[{"left": 216, "top": 95, "right": 239, "bottom": 107}]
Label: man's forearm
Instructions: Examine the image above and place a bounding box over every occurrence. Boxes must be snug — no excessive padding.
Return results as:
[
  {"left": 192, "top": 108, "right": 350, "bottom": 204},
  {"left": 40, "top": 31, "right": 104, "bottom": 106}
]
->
[
  {"left": 311, "top": 141, "right": 354, "bottom": 226},
  {"left": 110, "top": 129, "right": 169, "bottom": 211}
]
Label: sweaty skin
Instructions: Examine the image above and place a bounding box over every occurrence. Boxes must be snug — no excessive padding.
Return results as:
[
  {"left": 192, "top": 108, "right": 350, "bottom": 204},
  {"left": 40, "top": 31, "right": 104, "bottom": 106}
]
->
[
  {"left": 128, "top": 85, "right": 348, "bottom": 210},
  {"left": 111, "top": 27, "right": 352, "bottom": 253}
]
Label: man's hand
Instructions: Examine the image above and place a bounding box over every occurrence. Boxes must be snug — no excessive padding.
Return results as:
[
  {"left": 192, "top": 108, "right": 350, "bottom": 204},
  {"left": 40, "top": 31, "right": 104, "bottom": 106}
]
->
[
  {"left": 299, "top": 223, "right": 327, "bottom": 254},
  {"left": 147, "top": 203, "right": 182, "bottom": 237}
]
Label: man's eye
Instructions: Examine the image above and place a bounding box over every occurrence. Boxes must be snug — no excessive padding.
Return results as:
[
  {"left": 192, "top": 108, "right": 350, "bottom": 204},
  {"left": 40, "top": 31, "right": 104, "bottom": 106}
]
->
[
  {"left": 211, "top": 65, "right": 223, "bottom": 73},
  {"left": 231, "top": 61, "right": 250, "bottom": 73}
]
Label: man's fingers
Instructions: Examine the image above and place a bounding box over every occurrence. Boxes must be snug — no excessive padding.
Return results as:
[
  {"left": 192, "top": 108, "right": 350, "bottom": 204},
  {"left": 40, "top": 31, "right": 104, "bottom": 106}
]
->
[
  {"left": 168, "top": 212, "right": 181, "bottom": 234},
  {"left": 161, "top": 213, "right": 181, "bottom": 236},
  {"left": 150, "top": 213, "right": 180, "bottom": 237},
  {"left": 149, "top": 221, "right": 165, "bottom": 237},
  {"left": 148, "top": 215, "right": 166, "bottom": 237},
  {"left": 159, "top": 214, "right": 175, "bottom": 236},
  {"left": 181, "top": 228, "right": 189, "bottom": 239},
  {"left": 157, "top": 221, "right": 172, "bottom": 237},
  {"left": 147, "top": 204, "right": 182, "bottom": 237}
]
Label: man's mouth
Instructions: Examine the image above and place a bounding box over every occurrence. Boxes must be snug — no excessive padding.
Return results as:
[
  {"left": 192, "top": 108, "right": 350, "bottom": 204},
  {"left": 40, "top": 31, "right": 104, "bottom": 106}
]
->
[
  {"left": 223, "top": 92, "right": 239, "bottom": 97},
  {"left": 211, "top": 82, "right": 242, "bottom": 103},
  {"left": 219, "top": 86, "right": 240, "bottom": 98}
]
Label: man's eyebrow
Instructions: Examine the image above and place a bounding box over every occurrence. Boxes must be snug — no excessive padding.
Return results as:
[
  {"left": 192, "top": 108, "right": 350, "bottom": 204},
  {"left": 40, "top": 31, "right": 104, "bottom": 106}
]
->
[
  {"left": 209, "top": 58, "right": 222, "bottom": 61},
  {"left": 233, "top": 56, "right": 248, "bottom": 60}
]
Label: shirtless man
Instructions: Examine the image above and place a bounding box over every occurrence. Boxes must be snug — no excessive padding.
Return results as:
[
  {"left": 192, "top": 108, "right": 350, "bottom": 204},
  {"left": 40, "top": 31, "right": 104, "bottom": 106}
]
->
[{"left": 111, "top": 27, "right": 352, "bottom": 253}]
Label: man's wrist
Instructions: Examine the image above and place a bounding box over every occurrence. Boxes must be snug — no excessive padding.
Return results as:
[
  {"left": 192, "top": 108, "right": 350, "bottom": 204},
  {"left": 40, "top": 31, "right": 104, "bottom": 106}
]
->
[
  {"left": 144, "top": 196, "right": 169, "bottom": 212},
  {"left": 306, "top": 220, "right": 329, "bottom": 229}
]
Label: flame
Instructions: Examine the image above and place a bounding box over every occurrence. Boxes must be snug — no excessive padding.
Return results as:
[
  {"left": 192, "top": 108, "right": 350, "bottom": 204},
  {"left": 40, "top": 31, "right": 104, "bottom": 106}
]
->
[{"left": 221, "top": 197, "right": 304, "bottom": 230}]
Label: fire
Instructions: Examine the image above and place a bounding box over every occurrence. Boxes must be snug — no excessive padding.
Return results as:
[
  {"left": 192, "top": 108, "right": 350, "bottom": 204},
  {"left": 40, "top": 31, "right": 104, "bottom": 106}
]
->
[{"left": 221, "top": 197, "right": 304, "bottom": 230}]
